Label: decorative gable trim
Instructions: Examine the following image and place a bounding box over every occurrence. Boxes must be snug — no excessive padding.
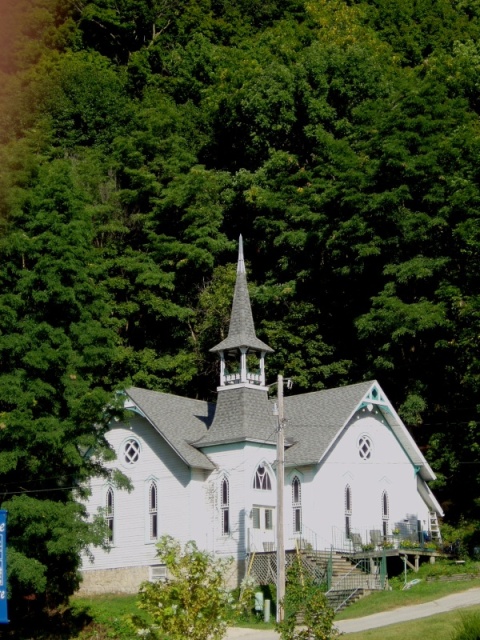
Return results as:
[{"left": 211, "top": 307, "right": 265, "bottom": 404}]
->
[{"left": 311, "top": 381, "right": 436, "bottom": 482}]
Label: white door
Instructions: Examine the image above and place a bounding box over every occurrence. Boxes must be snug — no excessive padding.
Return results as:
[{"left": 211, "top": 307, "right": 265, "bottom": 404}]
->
[{"left": 250, "top": 505, "right": 275, "bottom": 551}]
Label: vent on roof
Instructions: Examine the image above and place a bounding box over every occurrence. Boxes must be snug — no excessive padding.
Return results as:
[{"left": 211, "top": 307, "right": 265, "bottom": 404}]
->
[{"left": 150, "top": 565, "right": 167, "bottom": 582}]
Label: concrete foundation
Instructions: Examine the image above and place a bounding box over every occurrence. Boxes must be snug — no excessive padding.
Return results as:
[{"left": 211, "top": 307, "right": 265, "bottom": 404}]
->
[{"left": 77, "top": 565, "right": 149, "bottom": 595}]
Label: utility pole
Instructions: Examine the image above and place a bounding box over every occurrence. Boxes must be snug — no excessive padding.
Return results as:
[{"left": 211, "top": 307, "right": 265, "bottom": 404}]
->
[{"left": 276, "top": 374, "right": 285, "bottom": 623}]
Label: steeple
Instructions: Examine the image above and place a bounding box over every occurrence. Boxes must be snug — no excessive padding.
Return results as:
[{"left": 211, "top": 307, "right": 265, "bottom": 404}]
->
[{"left": 210, "top": 236, "right": 273, "bottom": 389}]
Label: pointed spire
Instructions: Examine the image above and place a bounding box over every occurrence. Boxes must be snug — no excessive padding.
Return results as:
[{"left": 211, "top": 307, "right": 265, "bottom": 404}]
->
[
  {"left": 210, "top": 236, "right": 273, "bottom": 353},
  {"left": 237, "top": 234, "right": 246, "bottom": 274}
]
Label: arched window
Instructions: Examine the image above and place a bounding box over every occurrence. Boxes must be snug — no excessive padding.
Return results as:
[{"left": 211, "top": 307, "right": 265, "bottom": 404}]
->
[
  {"left": 221, "top": 478, "right": 230, "bottom": 535},
  {"left": 381, "top": 491, "right": 389, "bottom": 537},
  {"left": 253, "top": 465, "right": 272, "bottom": 490},
  {"left": 292, "top": 476, "right": 302, "bottom": 534},
  {"left": 345, "top": 485, "right": 352, "bottom": 539},
  {"left": 149, "top": 482, "right": 158, "bottom": 540},
  {"left": 106, "top": 487, "right": 114, "bottom": 542}
]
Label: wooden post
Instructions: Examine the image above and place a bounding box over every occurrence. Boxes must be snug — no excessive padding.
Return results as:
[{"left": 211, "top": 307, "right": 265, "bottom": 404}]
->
[{"left": 276, "top": 374, "right": 285, "bottom": 623}]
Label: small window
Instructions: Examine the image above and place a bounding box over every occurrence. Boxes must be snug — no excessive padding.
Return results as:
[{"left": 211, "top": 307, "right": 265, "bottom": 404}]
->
[
  {"left": 106, "top": 487, "right": 114, "bottom": 542},
  {"left": 252, "top": 507, "right": 260, "bottom": 529},
  {"left": 345, "top": 485, "right": 352, "bottom": 540},
  {"left": 382, "top": 491, "right": 389, "bottom": 518},
  {"left": 221, "top": 478, "right": 230, "bottom": 535},
  {"left": 149, "top": 482, "right": 158, "bottom": 540},
  {"left": 346, "top": 516, "right": 351, "bottom": 539},
  {"left": 381, "top": 491, "right": 389, "bottom": 537},
  {"left": 150, "top": 565, "right": 167, "bottom": 582},
  {"left": 292, "top": 476, "right": 302, "bottom": 534},
  {"left": 358, "top": 435, "right": 372, "bottom": 460},
  {"left": 124, "top": 438, "right": 140, "bottom": 464},
  {"left": 345, "top": 485, "right": 352, "bottom": 513},
  {"left": 265, "top": 509, "right": 273, "bottom": 530},
  {"left": 253, "top": 465, "right": 272, "bottom": 490}
]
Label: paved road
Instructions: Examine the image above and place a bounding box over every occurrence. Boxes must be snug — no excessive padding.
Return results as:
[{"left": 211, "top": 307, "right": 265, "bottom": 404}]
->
[
  {"left": 224, "top": 587, "right": 480, "bottom": 638},
  {"left": 335, "top": 587, "right": 480, "bottom": 634}
]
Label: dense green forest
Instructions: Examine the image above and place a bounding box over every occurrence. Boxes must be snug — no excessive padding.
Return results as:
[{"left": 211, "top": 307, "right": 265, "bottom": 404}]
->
[{"left": 1, "top": 0, "right": 480, "bottom": 611}]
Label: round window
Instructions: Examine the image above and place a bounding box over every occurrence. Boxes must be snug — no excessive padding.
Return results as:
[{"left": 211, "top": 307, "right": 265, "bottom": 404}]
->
[
  {"left": 123, "top": 438, "right": 140, "bottom": 464},
  {"left": 358, "top": 435, "right": 372, "bottom": 460}
]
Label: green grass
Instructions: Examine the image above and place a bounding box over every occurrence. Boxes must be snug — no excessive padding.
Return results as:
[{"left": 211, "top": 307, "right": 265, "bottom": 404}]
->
[
  {"left": 335, "top": 578, "right": 480, "bottom": 621},
  {"left": 69, "top": 594, "right": 148, "bottom": 639},
  {"left": 342, "top": 605, "right": 480, "bottom": 640}
]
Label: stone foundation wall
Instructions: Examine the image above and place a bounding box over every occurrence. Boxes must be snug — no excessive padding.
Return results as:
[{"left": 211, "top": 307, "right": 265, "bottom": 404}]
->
[
  {"left": 78, "top": 559, "right": 245, "bottom": 595},
  {"left": 77, "top": 566, "right": 149, "bottom": 595}
]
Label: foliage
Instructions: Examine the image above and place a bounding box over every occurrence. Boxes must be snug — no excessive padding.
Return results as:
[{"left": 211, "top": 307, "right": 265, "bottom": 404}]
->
[
  {"left": 71, "top": 595, "right": 149, "bottom": 640},
  {"left": 237, "top": 574, "right": 258, "bottom": 620},
  {"left": 451, "top": 611, "right": 480, "bottom": 640},
  {"left": 3, "top": 0, "right": 480, "bottom": 615},
  {"left": 276, "top": 555, "right": 340, "bottom": 640},
  {"left": 132, "top": 535, "right": 235, "bottom": 640},
  {"left": 441, "top": 520, "right": 480, "bottom": 558}
]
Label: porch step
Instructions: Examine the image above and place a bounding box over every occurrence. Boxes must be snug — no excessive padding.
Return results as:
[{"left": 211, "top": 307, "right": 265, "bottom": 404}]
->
[{"left": 326, "top": 588, "right": 366, "bottom": 612}]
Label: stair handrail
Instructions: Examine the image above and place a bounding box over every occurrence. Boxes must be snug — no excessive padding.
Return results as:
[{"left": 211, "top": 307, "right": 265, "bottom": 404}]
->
[
  {"left": 331, "top": 587, "right": 361, "bottom": 613},
  {"left": 326, "top": 558, "right": 381, "bottom": 594}
]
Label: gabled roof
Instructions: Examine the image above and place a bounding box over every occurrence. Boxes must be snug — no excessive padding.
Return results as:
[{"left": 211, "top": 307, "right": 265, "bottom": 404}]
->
[
  {"left": 192, "top": 386, "right": 277, "bottom": 448},
  {"left": 210, "top": 236, "right": 273, "bottom": 354},
  {"left": 283, "top": 380, "right": 436, "bottom": 482},
  {"left": 123, "top": 381, "right": 436, "bottom": 482},
  {"left": 124, "top": 387, "right": 215, "bottom": 470}
]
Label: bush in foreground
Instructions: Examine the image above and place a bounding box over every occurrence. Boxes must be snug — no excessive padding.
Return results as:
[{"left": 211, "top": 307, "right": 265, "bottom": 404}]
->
[{"left": 131, "top": 535, "right": 234, "bottom": 640}]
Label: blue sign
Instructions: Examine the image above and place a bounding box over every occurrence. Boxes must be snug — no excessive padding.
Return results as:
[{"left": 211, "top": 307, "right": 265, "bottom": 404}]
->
[{"left": 0, "top": 510, "right": 8, "bottom": 623}]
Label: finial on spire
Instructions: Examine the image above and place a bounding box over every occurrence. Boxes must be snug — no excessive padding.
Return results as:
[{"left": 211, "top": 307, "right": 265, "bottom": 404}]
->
[{"left": 237, "top": 235, "right": 245, "bottom": 274}]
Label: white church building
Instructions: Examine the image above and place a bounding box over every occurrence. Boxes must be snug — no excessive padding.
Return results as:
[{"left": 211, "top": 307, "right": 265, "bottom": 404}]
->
[{"left": 79, "top": 237, "right": 444, "bottom": 593}]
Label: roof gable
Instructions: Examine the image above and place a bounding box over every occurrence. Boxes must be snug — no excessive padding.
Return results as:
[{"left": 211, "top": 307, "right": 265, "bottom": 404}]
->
[
  {"left": 283, "top": 380, "right": 436, "bottom": 481},
  {"left": 124, "top": 387, "right": 215, "bottom": 470}
]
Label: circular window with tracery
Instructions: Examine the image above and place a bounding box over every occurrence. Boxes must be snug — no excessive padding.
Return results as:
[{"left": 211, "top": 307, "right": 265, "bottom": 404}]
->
[
  {"left": 123, "top": 438, "right": 140, "bottom": 464},
  {"left": 358, "top": 435, "right": 372, "bottom": 460}
]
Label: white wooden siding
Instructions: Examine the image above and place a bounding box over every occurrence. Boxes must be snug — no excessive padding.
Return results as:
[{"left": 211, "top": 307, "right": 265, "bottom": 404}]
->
[
  {"left": 82, "top": 415, "right": 192, "bottom": 572},
  {"left": 300, "top": 409, "right": 430, "bottom": 546}
]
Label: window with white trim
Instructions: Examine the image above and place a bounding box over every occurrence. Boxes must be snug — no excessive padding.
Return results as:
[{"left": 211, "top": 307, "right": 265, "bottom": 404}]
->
[
  {"left": 149, "top": 482, "right": 158, "bottom": 541},
  {"left": 381, "top": 491, "right": 389, "bottom": 537},
  {"left": 106, "top": 487, "right": 114, "bottom": 543},
  {"left": 221, "top": 477, "right": 230, "bottom": 535},
  {"left": 345, "top": 485, "right": 352, "bottom": 539},
  {"left": 292, "top": 476, "right": 302, "bottom": 534},
  {"left": 252, "top": 506, "right": 273, "bottom": 530},
  {"left": 264, "top": 508, "right": 273, "bottom": 530},
  {"left": 253, "top": 465, "right": 272, "bottom": 490},
  {"left": 358, "top": 435, "right": 372, "bottom": 460},
  {"left": 123, "top": 438, "right": 140, "bottom": 465}
]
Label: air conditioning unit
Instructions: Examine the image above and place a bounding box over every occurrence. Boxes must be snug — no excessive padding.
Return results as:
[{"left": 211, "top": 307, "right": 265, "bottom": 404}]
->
[{"left": 150, "top": 565, "right": 167, "bottom": 582}]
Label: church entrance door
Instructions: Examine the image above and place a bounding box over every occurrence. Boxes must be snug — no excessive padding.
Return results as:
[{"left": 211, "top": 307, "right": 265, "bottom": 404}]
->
[{"left": 250, "top": 505, "right": 275, "bottom": 552}]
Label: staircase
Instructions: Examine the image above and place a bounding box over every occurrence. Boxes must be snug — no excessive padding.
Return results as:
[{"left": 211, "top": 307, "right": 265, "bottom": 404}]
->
[
  {"left": 326, "top": 588, "right": 365, "bottom": 612},
  {"left": 429, "top": 511, "right": 442, "bottom": 543},
  {"left": 248, "top": 548, "right": 385, "bottom": 613},
  {"left": 297, "top": 550, "right": 382, "bottom": 612}
]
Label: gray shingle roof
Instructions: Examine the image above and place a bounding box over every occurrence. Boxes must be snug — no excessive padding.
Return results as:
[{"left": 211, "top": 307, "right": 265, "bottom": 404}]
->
[
  {"left": 210, "top": 236, "right": 273, "bottom": 353},
  {"left": 192, "top": 386, "right": 278, "bottom": 447},
  {"left": 282, "top": 380, "right": 435, "bottom": 480},
  {"left": 125, "top": 387, "right": 215, "bottom": 470},
  {"left": 283, "top": 381, "right": 374, "bottom": 466}
]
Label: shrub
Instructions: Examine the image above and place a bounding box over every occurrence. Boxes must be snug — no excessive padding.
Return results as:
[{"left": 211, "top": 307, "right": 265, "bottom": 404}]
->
[
  {"left": 276, "top": 556, "right": 340, "bottom": 640},
  {"left": 131, "top": 535, "right": 234, "bottom": 640}
]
